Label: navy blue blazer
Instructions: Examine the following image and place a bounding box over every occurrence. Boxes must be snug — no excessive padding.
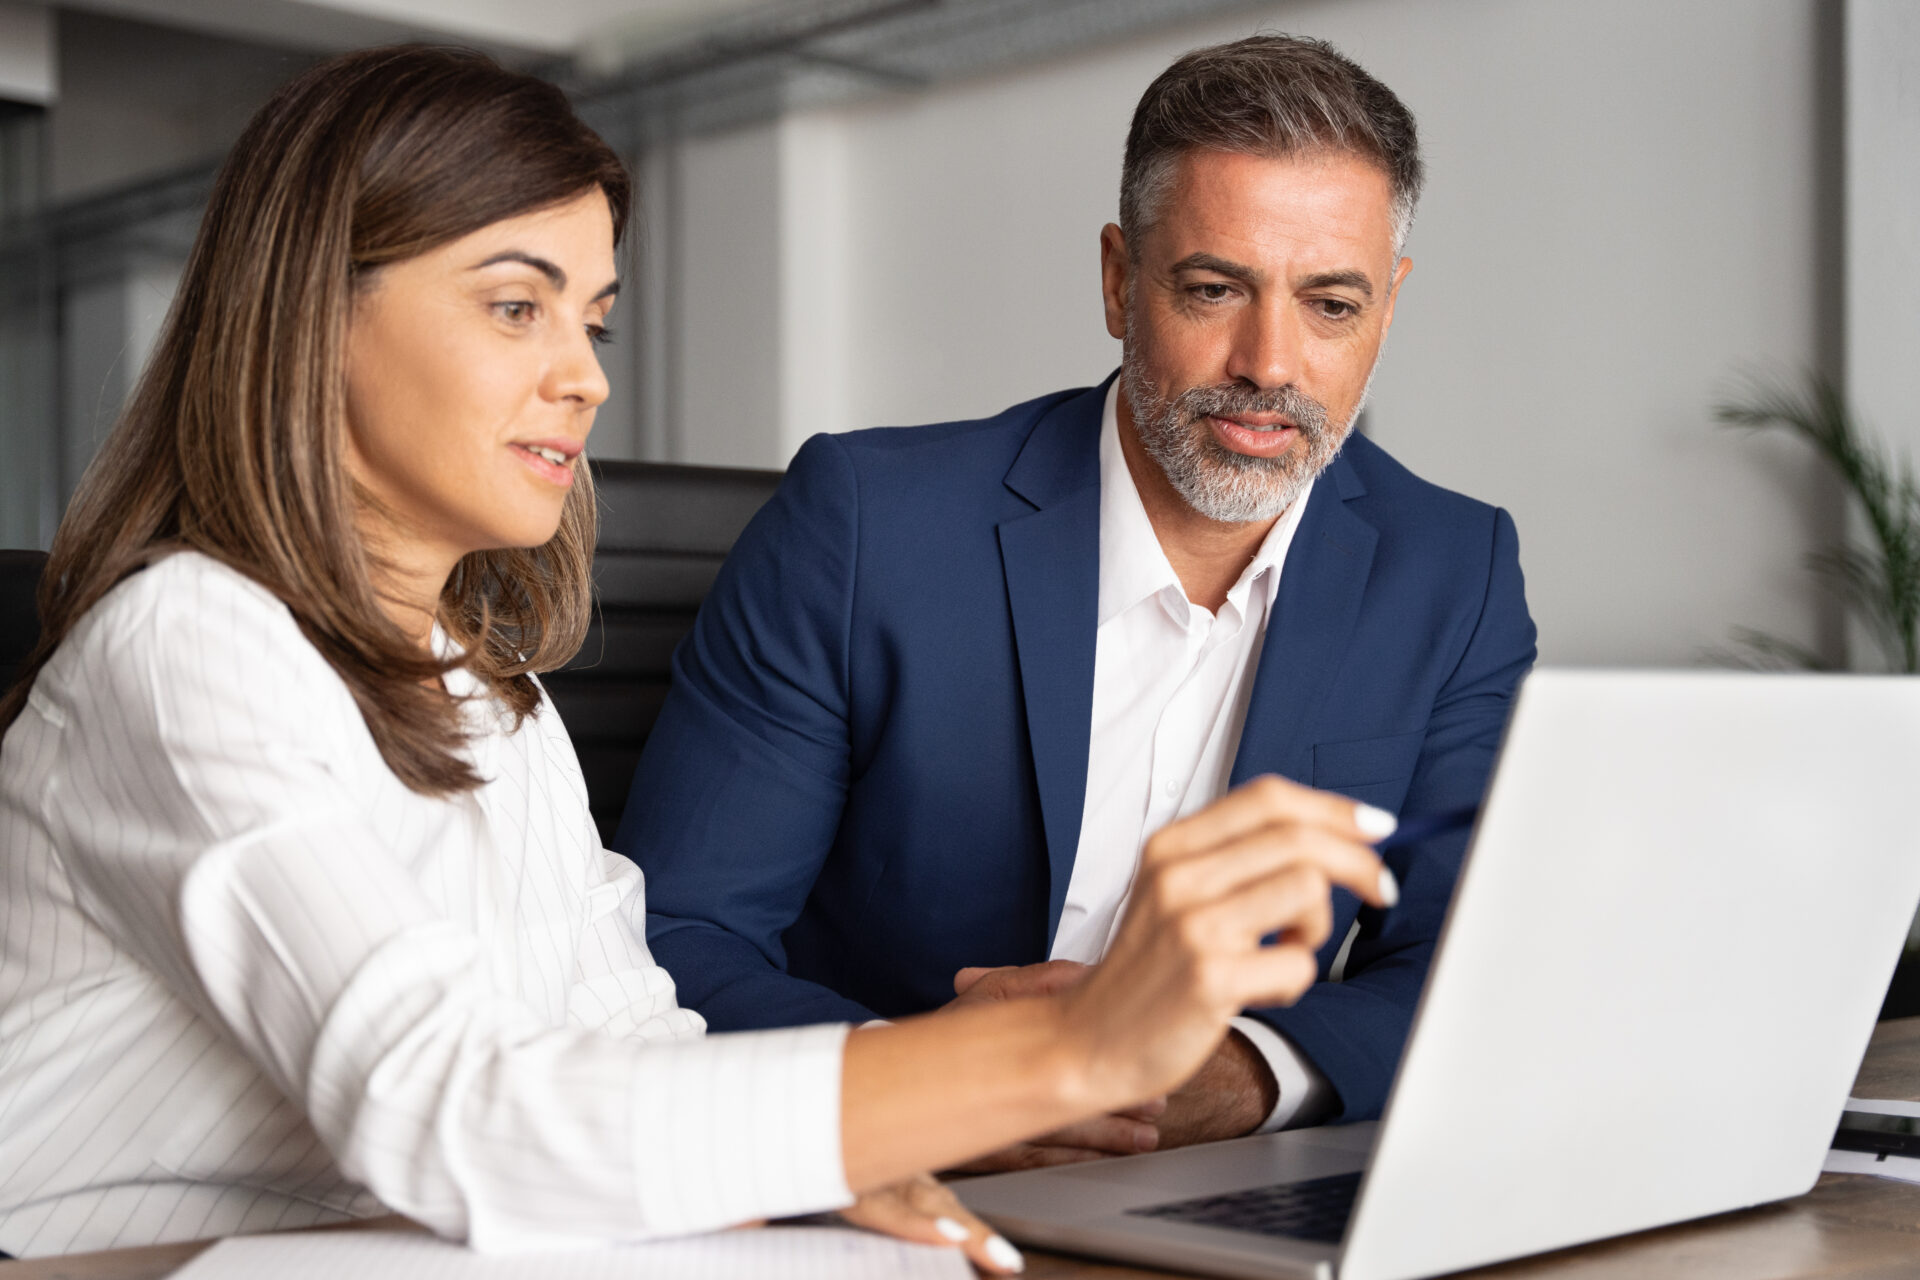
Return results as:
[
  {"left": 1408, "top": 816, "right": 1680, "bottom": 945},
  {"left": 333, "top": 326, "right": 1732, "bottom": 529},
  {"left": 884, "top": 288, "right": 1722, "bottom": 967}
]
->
[{"left": 616, "top": 377, "right": 1536, "bottom": 1122}]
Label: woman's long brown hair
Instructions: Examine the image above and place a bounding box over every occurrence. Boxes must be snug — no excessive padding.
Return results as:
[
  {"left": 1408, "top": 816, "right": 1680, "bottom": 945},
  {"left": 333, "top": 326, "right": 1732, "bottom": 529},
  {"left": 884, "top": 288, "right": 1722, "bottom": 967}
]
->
[{"left": 0, "top": 45, "right": 631, "bottom": 794}]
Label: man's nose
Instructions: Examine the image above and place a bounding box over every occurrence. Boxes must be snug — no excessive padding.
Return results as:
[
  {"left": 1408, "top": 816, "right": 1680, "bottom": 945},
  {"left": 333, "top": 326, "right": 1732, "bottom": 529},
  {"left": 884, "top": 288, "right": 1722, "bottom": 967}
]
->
[{"left": 1224, "top": 300, "right": 1303, "bottom": 390}]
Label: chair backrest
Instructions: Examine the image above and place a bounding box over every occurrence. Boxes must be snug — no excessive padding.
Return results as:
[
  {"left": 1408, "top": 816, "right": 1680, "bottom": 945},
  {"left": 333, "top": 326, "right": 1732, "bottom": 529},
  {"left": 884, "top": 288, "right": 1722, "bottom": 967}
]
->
[
  {"left": 0, "top": 551, "right": 48, "bottom": 698},
  {"left": 546, "top": 459, "right": 784, "bottom": 844},
  {"left": 0, "top": 462, "right": 780, "bottom": 843}
]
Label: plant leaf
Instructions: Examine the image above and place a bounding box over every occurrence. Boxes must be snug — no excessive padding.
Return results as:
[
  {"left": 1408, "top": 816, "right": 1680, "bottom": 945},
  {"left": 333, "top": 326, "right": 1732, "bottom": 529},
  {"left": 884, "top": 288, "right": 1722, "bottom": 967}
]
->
[
  {"left": 1708, "top": 627, "right": 1836, "bottom": 672},
  {"left": 1718, "top": 368, "right": 1920, "bottom": 673}
]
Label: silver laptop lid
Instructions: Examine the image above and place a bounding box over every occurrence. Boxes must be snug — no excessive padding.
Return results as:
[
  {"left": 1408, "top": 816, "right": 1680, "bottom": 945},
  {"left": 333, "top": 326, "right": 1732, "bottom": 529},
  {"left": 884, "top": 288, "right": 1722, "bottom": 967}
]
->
[{"left": 1339, "top": 670, "right": 1920, "bottom": 1280}]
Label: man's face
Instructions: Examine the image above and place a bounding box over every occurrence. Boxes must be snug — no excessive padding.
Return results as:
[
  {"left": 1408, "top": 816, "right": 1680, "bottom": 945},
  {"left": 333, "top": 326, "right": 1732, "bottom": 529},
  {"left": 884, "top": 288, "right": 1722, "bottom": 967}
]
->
[{"left": 1102, "top": 149, "right": 1411, "bottom": 524}]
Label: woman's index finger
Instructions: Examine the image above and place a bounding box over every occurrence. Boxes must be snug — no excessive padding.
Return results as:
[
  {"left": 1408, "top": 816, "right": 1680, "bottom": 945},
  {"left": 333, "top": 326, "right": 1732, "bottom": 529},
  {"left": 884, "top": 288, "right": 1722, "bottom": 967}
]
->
[{"left": 1143, "top": 773, "right": 1397, "bottom": 864}]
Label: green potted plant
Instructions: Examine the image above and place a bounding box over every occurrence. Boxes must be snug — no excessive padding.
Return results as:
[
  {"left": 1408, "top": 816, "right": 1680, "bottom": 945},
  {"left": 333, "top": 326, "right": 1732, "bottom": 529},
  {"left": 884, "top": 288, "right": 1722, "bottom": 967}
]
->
[
  {"left": 1717, "top": 370, "right": 1920, "bottom": 674},
  {"left": 1719, "top": 370, "right": 1920, "bottom": 1016}
]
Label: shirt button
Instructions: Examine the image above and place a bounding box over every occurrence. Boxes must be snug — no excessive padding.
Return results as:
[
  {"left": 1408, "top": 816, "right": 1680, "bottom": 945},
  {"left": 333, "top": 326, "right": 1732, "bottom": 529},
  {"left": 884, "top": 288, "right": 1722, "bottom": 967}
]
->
[{"left": 1163, "top": 780, "right": 1179, "bottom": 798}]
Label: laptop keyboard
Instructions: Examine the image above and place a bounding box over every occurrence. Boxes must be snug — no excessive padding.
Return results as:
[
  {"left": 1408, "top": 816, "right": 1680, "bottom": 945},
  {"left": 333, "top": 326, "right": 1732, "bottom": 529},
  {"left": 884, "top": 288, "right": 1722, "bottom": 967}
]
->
[{"left": 1126, "top": 1170, "right": 1362, "bottom": 1244}]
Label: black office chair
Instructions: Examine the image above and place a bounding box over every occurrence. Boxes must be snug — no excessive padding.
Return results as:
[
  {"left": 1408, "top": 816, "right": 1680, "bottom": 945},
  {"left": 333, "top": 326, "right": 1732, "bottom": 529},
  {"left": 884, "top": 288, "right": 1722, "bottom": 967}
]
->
[
  {"left": 0, "top": 550, "right": 48, "bottom": 698},
  {"left": 545, "top": 460, "right": 784, "bottom": 845}
]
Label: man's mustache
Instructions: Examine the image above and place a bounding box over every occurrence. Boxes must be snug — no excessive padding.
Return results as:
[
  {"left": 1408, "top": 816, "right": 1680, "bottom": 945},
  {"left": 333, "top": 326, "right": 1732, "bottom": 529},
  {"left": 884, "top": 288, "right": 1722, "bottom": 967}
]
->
[{"left": 1174, "top": 383, "right": 1329, "bottom": 439}]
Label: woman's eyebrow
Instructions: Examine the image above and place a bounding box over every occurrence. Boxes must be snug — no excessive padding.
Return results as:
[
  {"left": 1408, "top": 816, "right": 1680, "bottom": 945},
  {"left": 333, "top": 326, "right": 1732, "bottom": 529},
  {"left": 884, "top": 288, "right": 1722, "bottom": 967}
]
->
[
  {"left": 471, "top": 250, "right": 566, "bottom": 288},
  {"left": 470, "top": 251, "right": 619, "bottom": 302}
]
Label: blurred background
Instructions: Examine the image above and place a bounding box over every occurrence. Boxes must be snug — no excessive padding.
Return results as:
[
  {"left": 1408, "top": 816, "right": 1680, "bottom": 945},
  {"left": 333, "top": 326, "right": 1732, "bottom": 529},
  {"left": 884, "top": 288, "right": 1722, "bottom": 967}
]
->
[{"left": 0, "top": 0, "right": 1914, "bottom": 671}]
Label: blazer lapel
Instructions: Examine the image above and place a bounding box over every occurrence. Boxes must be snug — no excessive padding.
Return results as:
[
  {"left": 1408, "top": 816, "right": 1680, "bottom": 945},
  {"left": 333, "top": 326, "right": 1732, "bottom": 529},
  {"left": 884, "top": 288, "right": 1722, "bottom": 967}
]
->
[
  {"left": 1233, "top": 452, "right": 1379, "bottom": 785},
  {"left": 997, "top": 381, "right": 1107, "bottom": 943}
]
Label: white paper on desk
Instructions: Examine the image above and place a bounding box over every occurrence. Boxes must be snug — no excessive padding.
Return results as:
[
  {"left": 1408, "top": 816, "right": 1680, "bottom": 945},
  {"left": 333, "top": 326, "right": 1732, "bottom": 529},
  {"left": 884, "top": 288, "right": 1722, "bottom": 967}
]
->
[
  {"left": 1822, "top": 1147, "right": 1920, "bottom": 1184},
  {"left": 1822, "top": 1096, "right": 1920, "bottom": 1185},
  {"left": 166, "top": 1225, "right": 973, "bottom": 1280}
]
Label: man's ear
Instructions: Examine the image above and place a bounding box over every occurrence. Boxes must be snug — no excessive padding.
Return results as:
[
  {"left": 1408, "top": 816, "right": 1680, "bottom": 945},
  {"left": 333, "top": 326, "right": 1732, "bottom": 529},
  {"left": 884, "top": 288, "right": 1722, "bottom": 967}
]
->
[
  {"left": 1099, "top": 223, "right": 1131, "bottom": 342},
  {"left": 1380, "top": 254, "right": 1413, "bottom": 336}
]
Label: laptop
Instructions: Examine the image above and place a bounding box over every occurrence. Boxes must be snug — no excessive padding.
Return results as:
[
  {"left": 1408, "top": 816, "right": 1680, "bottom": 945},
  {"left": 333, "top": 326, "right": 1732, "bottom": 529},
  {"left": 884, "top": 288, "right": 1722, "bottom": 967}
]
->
[{"left": 957, "top": 669, "right": 1920, "bottom": 1280}]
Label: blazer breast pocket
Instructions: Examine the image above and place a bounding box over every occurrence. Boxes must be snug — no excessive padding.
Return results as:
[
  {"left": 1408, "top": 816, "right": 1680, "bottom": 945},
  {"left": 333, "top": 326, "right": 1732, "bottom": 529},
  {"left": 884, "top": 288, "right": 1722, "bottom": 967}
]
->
[{"left": 1311, "top": 729, "right": 1426, "bottom": 810}]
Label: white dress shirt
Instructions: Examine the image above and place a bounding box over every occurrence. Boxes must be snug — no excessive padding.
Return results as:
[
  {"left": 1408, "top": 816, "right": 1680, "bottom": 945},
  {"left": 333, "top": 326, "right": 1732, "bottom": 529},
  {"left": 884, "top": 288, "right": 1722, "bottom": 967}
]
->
[
  {"left": 1049, "top": 382, "right": 1331, "bottom": 1132},
  {"left": 0, "top": 552, "right": 851, "bottom": 1258}
]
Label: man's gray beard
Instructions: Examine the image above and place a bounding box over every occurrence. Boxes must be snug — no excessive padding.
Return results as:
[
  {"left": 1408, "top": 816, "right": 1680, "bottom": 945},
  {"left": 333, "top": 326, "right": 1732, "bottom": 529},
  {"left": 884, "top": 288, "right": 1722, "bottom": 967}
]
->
[{"left": 1120, "top": 342, "right": 1369, "bottom": 524}]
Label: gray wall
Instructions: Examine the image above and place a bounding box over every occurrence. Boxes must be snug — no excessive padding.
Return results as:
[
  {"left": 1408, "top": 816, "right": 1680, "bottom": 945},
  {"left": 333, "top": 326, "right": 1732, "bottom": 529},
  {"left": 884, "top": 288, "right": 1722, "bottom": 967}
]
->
[
  {"left": 49, "top": 10, "right": 309, "bottom": 201},
  {"left": 1848, "top": 0, "right": 1920, "bottom": 460},
  {"left": 5, "top": 1, "right": 1873, "bottom": 678},
  {"left": 648, "top": 0, "right": 1846, "bottom": 669},
  {"left": 0, "top": 12, "right": 316, "bottom": 549}
]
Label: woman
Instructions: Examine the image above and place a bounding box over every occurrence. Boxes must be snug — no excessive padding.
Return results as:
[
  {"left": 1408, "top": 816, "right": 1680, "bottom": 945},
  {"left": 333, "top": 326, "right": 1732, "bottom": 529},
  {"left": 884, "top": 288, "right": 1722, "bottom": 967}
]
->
[{"left": 0, "top": 46, "right": 1392, "bottom": 1267}]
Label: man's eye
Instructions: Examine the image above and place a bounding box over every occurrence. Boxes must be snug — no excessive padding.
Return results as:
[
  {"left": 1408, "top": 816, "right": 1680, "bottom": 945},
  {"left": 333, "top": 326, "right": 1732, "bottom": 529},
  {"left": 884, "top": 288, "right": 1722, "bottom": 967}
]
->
[
  {"left": 1191, "top": 283, "right": 1235, "bottom": 303},
  {"left": 1316, "top": 299, "right": 1358, "bottom": 319},
  {"left": 495, "top": 301, "right": 536, "bottom": 323}
]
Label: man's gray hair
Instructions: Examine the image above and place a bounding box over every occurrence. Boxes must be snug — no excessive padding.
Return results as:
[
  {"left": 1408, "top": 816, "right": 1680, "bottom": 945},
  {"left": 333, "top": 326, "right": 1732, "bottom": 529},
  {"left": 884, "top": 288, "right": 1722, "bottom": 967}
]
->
[{"left": 1120, "top": 34, "right": 1424, "bottom": 256}]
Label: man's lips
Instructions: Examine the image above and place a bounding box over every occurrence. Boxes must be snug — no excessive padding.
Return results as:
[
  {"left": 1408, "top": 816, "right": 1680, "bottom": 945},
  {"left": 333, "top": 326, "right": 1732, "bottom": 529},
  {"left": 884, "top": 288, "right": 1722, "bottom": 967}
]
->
[{"left": 1206, "top": 414, "right": 1300, "bottom": 458}]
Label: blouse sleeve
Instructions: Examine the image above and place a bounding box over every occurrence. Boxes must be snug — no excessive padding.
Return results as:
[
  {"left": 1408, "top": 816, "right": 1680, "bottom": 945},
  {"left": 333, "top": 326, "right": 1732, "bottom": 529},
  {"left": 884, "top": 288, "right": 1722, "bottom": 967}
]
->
[
  {"left": 45, "top": 564, "right": 851, "bottom": 1252},
  {"left": 564, "top": 845, "right": 707, "bottom": 1042}
]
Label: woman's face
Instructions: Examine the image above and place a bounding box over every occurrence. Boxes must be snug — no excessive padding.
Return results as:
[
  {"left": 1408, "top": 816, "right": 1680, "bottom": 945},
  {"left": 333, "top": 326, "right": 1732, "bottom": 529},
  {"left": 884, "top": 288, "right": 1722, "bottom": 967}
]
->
[{"left": 343, "top": 190, "right": 617, "bottom": 580}]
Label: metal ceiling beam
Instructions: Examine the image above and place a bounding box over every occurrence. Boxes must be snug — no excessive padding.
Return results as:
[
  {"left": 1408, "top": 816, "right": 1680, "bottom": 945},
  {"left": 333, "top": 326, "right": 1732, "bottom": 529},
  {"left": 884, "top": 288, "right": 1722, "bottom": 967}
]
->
[
  {"left": 573, "top": 0, "right": 1275, "bottom": 144},
  {"left": 10, "top": 0, "right": 1280, "bottom": 255}
]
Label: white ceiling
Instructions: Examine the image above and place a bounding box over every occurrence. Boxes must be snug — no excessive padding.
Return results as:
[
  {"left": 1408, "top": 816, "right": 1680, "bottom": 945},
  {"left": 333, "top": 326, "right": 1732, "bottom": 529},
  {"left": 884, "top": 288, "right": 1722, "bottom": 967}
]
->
[{"left": 54, "top": 0, "right": 787, "bottom": 56}]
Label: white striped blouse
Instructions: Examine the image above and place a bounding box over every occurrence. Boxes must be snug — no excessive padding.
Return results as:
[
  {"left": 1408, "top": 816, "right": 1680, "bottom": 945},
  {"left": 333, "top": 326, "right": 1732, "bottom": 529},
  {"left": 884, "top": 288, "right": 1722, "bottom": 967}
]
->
[{"left": 0, "top": 551, "right": 851, "bottom": 1258}]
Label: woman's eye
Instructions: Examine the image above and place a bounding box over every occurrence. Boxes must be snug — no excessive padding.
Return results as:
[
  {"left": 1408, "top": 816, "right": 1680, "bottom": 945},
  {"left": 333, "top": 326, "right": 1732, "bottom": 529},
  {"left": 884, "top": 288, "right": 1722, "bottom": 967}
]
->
[
  {"left": 587, "top": 324, "right": 615, "bottom": 347},
  {"left": 495, "top": 301, "right": 536, "bottom": 323}
]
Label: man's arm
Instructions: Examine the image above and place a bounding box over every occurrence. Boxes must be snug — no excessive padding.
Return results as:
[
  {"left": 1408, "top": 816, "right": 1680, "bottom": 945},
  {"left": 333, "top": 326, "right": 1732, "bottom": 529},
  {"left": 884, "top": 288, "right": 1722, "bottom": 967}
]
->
[
  {"left": 1248, "top": 507, "right": 1537, "bottom": 1121},
  {"left": 613, "top": 434, "right": 877, "bottom": 1030}
]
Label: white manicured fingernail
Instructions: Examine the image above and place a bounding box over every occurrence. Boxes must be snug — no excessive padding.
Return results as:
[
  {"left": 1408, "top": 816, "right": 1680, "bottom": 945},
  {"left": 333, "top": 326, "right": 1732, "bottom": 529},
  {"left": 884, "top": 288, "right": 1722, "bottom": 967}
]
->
[
  {"left": 1378, "top": 865, "right": 1400, "bottom": 909},
  {"left": 934, "top": 1216, "right": 970, "bottom": 1242},
  {"left": 986, "top": 1234, "right": 1026, "bottom": 1272},
  {"left": 1354, "top": 803, "right": 1398, "bottom": 840}
]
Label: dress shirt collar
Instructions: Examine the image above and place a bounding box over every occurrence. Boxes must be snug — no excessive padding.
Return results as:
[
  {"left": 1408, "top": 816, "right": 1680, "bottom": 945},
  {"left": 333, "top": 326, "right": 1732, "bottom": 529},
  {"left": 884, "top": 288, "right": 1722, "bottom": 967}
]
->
[
  {"left": 432, "top": 624, "right": 509, "bottom": 764},
  {"left": 1096, "top": 379, "right": 1315, "bottom": 629},
  {"left": 432, "top": 624, "right": 472, "bottom": 692}
]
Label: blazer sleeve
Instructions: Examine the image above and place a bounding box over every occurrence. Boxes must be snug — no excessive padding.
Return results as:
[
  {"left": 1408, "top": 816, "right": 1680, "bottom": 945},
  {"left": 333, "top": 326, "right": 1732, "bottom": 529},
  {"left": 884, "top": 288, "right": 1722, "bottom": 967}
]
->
[
  {"left": 1246, "top": 506, "right": 1537, "bottom": 1121},
  {"left": 614, "top": 433, "right": 880, "bottom": 1030}
]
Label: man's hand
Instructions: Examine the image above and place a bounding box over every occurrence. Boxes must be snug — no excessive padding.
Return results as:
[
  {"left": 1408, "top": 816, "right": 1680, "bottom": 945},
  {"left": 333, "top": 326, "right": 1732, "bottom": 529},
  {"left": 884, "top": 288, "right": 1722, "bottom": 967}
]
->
[
  {"left": 943, "top": 960, "right": 1169, "bottom": 1172},
  {"left": 939, "top": 964, "right": 1289, "bottom": 1165},
  {"left": 946, "top": 959, "right": 1090, "bottom": 1008},
  {"left": 944, "top": 996, "right": 1282, "bottom": 1167},
  {"left": 1153, "top": 1029, "right": 1279, "bottom": 1148}
]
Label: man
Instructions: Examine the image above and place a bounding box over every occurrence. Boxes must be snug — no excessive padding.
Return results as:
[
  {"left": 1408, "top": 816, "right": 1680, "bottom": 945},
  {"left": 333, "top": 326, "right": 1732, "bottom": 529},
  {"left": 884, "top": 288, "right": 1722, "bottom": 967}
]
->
[{"left": 615, "top": 34, "right": 1534, "bottom": 1166}]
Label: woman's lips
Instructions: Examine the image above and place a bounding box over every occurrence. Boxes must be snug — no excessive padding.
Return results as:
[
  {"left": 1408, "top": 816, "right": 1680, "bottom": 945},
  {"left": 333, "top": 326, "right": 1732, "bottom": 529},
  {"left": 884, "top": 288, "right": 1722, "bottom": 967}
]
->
[
  {"left": 1207, "top": 414, "right": 1300, "bottom": 458},
  {"left": 511, "top": 442, "right": 576, "bottom": 487}
]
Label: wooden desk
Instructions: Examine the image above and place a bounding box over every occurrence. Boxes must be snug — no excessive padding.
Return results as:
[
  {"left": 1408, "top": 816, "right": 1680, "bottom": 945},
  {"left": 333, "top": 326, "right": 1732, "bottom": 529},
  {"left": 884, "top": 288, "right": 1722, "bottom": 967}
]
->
[{"left": 10, "top": 1019, "right": 1920, "bottom": 1280}]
